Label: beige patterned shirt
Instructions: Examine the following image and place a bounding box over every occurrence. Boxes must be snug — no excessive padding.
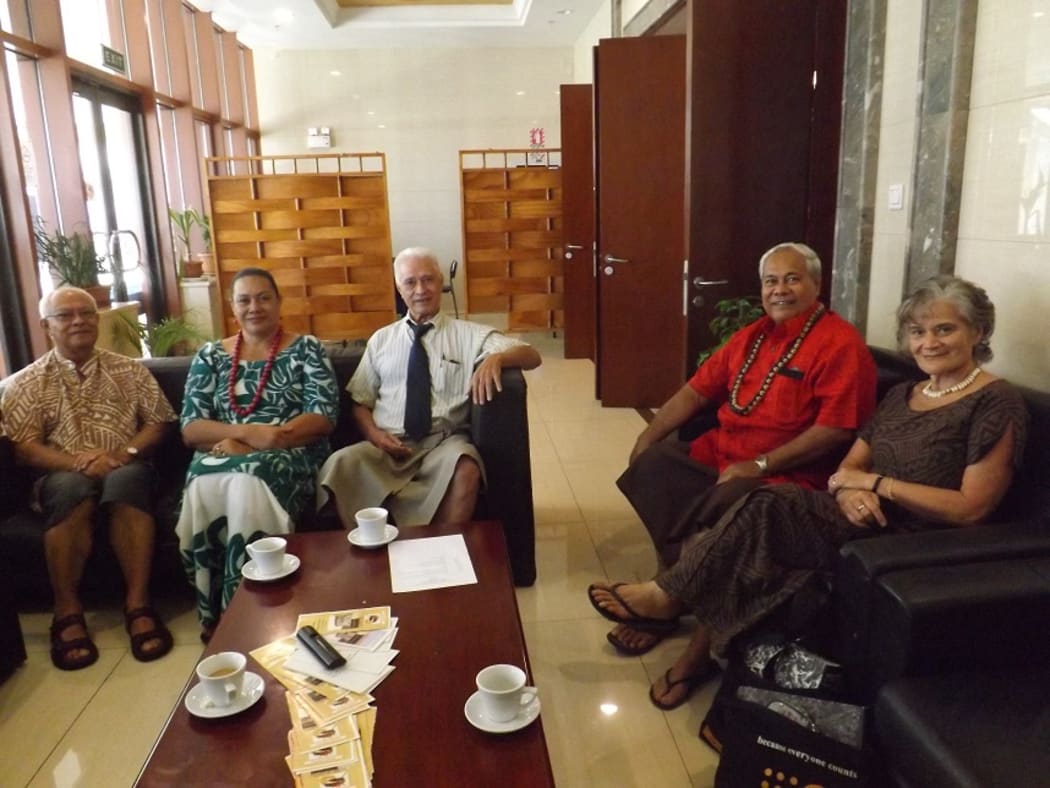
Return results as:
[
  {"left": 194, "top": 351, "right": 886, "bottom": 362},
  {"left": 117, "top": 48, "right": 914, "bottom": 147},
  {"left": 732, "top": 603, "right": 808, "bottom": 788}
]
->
[{"left": 1, "top": 349, "right": 176, "bottom": 452}]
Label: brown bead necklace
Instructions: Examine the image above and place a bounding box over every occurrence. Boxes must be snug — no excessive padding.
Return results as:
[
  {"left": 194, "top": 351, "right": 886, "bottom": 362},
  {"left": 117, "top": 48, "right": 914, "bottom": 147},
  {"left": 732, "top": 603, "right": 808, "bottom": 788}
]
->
[
  {"left": 728, "top": 305, "right": 826, "bottom": 416},
  {"left": 228, "top": 327, "right": 282, "bottom": 417}
]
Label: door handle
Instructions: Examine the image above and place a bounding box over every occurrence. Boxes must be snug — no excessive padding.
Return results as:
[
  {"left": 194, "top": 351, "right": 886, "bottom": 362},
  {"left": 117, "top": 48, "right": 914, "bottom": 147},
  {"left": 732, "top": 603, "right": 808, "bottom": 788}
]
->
[
  {"left": 693, "top": 276, "right": 728, "bottom": 289},
  {"left": 565, "top": 243, "right": 585, "bottom": 260},
  {"left": 604, "top": 254, "right": 629, "bottom": 265}
]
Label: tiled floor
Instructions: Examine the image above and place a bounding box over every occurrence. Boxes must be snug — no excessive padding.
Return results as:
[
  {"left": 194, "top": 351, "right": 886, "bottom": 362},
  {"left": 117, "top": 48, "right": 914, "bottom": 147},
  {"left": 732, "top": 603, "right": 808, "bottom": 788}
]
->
[{"left": 0, "top": 331, "right": 721, "bottom": 787}]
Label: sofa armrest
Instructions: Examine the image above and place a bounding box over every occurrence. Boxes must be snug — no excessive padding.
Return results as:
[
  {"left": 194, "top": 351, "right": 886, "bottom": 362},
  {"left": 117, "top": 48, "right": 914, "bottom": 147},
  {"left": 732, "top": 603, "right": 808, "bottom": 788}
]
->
[
  {"left": 838, "top": 524, "right": 1050, "bottom": 699},
  {"left": 0, "top": 436, "right": 30, "bottom": 518},
  {"left": 471, "top": 368, "right": 536, "bottom": 586}
]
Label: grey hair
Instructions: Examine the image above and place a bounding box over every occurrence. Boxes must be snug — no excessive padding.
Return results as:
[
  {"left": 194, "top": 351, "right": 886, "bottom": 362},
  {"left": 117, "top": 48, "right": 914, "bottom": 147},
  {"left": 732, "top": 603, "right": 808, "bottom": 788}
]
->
[
  {"left": 895, "top": 275, "right": 996, "bottom": 363},
  {"left": 758, "top": 242, "right": 822, "bottom": 283},
  {"left": 393, "top": 247, "right": 442, "bottom": 281},
  {"left": 39, "top": 286, "right": 96, "bottom": 319}
]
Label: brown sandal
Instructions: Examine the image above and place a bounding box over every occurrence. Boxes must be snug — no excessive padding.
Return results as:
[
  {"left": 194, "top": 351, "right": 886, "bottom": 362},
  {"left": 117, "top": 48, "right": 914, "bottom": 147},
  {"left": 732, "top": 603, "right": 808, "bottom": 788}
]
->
[
  {"left": 124, "top": 606, "right": 174, "bottom": 662},
  {"left": 50, "top": 613, "right": 99, "bottom": 671}
]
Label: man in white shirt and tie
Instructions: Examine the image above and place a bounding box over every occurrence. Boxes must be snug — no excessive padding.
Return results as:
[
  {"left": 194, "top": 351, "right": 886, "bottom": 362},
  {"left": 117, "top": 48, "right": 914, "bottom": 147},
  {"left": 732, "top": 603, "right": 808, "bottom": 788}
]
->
[{"left": 318, "top": 247, "right": 542, "bottom": 528}]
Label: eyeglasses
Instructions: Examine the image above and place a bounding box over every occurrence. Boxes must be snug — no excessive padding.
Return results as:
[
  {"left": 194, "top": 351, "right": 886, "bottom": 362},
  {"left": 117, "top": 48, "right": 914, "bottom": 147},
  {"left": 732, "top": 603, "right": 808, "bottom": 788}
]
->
[{"left": 46, "top": 309, "right": 99, "bottom": 323}]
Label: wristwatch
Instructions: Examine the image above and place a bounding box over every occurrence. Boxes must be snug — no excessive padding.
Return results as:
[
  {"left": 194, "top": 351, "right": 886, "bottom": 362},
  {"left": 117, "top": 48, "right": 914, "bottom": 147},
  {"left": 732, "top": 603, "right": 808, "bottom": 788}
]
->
[{"left": 753, "top": 454, "right": 769, "bottom": 474}]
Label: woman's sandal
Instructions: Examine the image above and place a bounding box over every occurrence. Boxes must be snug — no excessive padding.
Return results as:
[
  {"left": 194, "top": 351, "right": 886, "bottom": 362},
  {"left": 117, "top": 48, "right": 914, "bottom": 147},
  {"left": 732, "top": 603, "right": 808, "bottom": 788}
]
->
[
  {"left": 50, "top": 613, "right": 99, "bottom": 671},
  {"left": 648, "top": 663, "right": 721, "bottom": 711},
  {"left": 587, "top": 583, "right": 680, "bottom": 633},
  {"left": 124, "top": 606, "right": 174, "bottom": 662}
]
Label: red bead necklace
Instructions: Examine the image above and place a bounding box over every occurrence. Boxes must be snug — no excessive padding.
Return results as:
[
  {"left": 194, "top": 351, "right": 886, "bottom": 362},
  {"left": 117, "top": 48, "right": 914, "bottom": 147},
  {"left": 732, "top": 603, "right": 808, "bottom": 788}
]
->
[{"left": 228, "top": 327, "right": 283, "bottom": 417}]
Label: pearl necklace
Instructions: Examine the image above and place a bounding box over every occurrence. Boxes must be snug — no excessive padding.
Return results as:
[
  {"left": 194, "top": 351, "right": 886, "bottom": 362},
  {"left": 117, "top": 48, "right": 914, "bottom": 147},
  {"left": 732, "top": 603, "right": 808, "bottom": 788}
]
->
[
  {"left": 228, "top": 328, "right": 283, "bottom": 417},
  {"left": 728, "top": 305, "right": 826, "bottom": 416},
  {"left": 921, "top": 366, "right": 982, "bottom": 399}
]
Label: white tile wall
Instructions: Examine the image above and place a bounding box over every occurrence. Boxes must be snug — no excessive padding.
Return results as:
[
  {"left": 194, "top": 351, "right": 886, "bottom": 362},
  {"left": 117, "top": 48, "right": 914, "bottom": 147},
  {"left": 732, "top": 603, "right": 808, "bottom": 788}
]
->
[
  {"left": 254, "top": 46, "right": 572, "bottom": 310},
  {"left": 868, "top": 0, "right": 1050, "bottom": 389}
]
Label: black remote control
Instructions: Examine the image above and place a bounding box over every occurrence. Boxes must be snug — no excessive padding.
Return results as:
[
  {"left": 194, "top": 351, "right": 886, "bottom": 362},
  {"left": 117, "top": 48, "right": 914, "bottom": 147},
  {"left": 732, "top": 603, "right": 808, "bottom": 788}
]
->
[{"left": 296, "top": 626, "right": 347, "bottom": 670}]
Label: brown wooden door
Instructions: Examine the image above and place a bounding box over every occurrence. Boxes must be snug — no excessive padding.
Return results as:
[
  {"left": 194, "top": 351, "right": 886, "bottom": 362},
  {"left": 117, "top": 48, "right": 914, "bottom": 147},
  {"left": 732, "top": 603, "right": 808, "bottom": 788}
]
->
[
  {"left": 684, "top": 0, "right": 846, "bottom": 366},
  {"left": 595, "top": 35, "right": 687, "bottom": 407},
  {"left": 560, "top": 84, "right": 595, "bottom": 361}
]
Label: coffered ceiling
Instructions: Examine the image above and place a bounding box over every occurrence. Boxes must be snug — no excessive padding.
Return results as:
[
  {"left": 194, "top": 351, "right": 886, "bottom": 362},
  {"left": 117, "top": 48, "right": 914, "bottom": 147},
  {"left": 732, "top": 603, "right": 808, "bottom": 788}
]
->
[{"left": 195, "top": 0, "right": 604, "bottom": 49}]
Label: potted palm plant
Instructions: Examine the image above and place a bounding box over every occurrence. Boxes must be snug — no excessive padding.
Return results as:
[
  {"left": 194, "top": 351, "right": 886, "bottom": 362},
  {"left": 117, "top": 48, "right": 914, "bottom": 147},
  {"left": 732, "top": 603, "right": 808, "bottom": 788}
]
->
[
  {"left": 193, "top": 211, "right": 214, "bottom": 276},
  {"left": 169, "top": 207, "right": 205, "bottom": 278},
  {"left": 33, "top": 218, "right": 110, "bottom": 307},
  {"left": 696, "top": 296, "right": 765, "bottom": 366},
  {"left": 116, "top": 312, "right": 207, "bottom": 357}
]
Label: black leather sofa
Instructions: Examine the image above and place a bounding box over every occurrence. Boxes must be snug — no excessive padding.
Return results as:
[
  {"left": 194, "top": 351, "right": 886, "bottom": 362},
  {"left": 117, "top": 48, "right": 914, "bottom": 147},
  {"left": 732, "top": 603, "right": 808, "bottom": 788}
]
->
[
  {"left": 836, "top": 348, "right": 1050, "bottom": 787},
  {"left": 0, "top": 346, "right": 538, "bottom": 622}
]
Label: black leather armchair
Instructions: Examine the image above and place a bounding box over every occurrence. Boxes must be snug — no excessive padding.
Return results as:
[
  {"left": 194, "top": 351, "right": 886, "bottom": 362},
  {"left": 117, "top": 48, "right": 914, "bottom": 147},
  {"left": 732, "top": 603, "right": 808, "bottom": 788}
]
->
[{"left": 0, "top": 346, "right": 538, "bottom": 610}]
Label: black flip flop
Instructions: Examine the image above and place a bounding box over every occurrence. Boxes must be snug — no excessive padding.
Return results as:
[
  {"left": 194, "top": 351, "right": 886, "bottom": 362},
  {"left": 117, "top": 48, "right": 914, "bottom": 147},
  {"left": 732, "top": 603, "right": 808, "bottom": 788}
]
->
[
  {"left": 587, "top": 582, "right": 679, "bottom": 633},
  {"left": 648, "top": 663, "right": 721, "bottom": 711}
]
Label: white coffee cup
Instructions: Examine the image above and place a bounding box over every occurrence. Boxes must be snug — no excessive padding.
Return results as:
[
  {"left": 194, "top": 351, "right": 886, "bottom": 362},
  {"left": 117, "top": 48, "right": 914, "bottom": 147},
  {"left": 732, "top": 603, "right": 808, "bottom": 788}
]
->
[
  {"left": 196, "top": 651, "right": 247, "bottom": 707},
  {"left": 354, "top": 507, "right": 388, "bottom": 544},
  {"left": 475, "top": 664, "right": 537, "bottom": 723},
  {"left": 246, "top": 536, "right": 287, "bottom": 576}
]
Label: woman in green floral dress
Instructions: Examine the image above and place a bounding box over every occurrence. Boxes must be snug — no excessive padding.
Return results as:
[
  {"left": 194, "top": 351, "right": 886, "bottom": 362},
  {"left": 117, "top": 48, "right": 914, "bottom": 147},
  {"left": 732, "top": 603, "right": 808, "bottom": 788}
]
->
[{"left": 176, "top": 268, "right": 338, "bottom": 640}]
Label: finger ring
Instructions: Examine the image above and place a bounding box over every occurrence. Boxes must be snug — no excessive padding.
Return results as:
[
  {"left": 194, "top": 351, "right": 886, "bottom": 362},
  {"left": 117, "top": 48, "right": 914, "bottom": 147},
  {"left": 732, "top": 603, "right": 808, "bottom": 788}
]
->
[{"left": 857, "top": 504, "right": 866, "bottom": 511}]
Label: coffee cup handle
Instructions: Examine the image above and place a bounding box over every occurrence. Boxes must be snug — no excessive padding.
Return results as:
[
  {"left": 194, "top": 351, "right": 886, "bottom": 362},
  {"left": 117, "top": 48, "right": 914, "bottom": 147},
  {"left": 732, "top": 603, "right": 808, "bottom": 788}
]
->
[
  {"left": 223, "top": 680, "right": 239, "bottom": 701},
  {"left": 520, "top": 686, "right": 538, "bottom": 706}
]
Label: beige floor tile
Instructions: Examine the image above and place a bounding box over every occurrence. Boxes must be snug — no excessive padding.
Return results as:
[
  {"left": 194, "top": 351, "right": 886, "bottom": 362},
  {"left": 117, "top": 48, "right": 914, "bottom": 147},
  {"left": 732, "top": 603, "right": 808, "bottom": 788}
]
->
[
  {"left": 562, "top": 460, "right": 639, "bottom": 523},
  {"left": 524, "top": 618, "right": 694, "bottom": 788},
  {"left": 517, "top": 522, "right": 605, "bottom": 624},
  {"left": 26, "top": 644, "right": 201, "bottom": 788},
  {"left": 531, "top": 468, "right": 585, "bottom": 525},
  {"left": 0, "top": 648, "right": 123, "bottom": 788},
  {"left": 548, "top": 418, "right": 642, "bottom": 465},
  {"left": 587, "top": 517, "right": 660, "bottom": 583}
]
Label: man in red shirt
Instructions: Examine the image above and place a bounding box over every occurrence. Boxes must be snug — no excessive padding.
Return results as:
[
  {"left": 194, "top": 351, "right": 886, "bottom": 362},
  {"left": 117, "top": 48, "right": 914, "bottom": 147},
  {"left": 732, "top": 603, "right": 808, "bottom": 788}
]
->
[{"left": 610, "top": 242, "right": 876, "bottom": 661}]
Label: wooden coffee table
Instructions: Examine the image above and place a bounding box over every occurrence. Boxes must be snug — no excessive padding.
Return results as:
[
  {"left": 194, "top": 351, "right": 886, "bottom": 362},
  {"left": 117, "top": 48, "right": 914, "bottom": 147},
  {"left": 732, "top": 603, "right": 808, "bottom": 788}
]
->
[{"left": 136, "top": 522, "right": 553, "bottom": 787}]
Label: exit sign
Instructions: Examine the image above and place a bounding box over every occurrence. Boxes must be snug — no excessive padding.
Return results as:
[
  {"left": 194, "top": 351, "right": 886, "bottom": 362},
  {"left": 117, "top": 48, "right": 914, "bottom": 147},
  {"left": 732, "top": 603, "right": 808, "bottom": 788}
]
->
[{"left": 101, "top": 45, "right": 126, "bottom": 75}]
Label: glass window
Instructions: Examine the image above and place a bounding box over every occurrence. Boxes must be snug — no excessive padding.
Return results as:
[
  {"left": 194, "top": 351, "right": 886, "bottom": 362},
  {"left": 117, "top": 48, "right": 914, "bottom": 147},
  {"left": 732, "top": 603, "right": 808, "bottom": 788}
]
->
[
  {"left": 145, "top": 0, "right": 171, "bottom": 96},
  {"left": 60, "top": 0, "right": 119, "bottom": 70},
  {"left": 5, "top": 48, "right": 57, "bottom": 291},
  {"left": 182, "top": 4, "right": 202, "bottom": 108},
  {"left": 0, "top": 0, "right": 33, "bottom": 39}
]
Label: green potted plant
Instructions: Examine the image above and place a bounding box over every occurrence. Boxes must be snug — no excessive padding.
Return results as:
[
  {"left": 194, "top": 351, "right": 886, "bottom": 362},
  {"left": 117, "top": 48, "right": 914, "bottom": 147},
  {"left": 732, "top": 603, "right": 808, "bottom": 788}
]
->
[
  {"left": 33, "top": 218, "right": 110, "bottom": 307},
  {"left": 169, "top": 207, "right": 206, "bottom": 278},
  {"left": 193, "top": 211, "right": 214, "bottom": 276},
  {"left": 117, "top": 312, "right": 207, "bottom": 357},
  {"left": 696, "top": 296, "right": 765, "bottom": 366}
]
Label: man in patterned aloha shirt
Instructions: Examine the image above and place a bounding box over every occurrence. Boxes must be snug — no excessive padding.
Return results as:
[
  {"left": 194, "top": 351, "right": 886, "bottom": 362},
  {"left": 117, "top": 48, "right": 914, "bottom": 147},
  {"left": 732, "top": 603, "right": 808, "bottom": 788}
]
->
[{"left": 2, "top": 287, "right": 177, "bottom": 670}]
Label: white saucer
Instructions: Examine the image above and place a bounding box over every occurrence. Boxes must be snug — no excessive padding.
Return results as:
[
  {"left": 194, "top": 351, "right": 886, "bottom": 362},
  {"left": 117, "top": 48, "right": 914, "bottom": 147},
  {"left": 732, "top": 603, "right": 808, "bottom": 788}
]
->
[
  {"left": 464, "top": 690, "right": 541, "bottom": 734},
  {"left": 347, "top": 525, "right": 399, "bottom": 549},
  {"left": 185, "top": 671, "right": 265, "bottom": 718},
  {"left": 242, "top": 554, "right": 300, "bottom": 581}
]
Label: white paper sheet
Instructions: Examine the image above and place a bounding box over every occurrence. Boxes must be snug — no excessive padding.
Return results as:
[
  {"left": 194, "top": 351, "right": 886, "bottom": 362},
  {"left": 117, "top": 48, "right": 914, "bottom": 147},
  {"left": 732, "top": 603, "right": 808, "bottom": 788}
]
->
[
  {"left": 387, "top": 534, "right": 478, "bottom": 593},
  {"left": 285, "top": 644, "right": 400, "bottom": 694}
]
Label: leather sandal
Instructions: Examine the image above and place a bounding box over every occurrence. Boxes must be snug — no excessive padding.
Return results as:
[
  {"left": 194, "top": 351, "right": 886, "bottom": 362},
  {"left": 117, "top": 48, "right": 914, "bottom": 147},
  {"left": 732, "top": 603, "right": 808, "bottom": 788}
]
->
[
  {"left": 648, "top": 663, "right": 720, "bottom": 711},
  {"left": 587, "top": 583, "right": 680, "bottom": 633},
  {"left": 50, "top": 613, "right": 99, "bottom": 671},
  {"left": 124, "top": 606, "right": 174, "bottom": 662}
]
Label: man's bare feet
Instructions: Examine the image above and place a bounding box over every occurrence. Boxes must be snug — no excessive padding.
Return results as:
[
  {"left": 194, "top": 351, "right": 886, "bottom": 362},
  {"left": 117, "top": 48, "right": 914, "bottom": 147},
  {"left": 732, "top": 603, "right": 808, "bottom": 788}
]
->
[{"left": 607, "top": 624, "right": 673, "bottom": 656}]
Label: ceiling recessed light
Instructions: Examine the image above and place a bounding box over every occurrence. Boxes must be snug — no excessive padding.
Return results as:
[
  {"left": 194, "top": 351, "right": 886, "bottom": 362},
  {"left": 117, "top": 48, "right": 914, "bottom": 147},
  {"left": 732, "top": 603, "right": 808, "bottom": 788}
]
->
[
  {"left": 273, "top": 8, "right": 294, "bottom": 25},
  {"left": 367, "top": 110, "right": 375, "bottom": 116},
  {"left": 516, "top": 90, "right": 526, "bottom": 96},
  {"left": 330, "top": 70, "right": 341, "bottom": 77},
  {"left": 378, "top": 124, "right": 386, "bottom": 129},
  {"left": 557, "top": 8, "right": 573, "bottom": 14}
]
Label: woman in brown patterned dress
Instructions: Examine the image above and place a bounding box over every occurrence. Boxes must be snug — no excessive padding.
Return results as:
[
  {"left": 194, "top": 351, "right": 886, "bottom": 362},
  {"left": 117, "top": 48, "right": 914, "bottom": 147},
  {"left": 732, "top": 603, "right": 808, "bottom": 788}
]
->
[{"left": 588, "top": 275, "right": 1028, "bottom": 710}]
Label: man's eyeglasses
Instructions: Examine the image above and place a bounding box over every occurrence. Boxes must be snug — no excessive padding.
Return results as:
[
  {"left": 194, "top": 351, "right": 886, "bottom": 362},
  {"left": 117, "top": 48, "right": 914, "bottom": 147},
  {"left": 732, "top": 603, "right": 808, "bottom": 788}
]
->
[{"left": 46, "top": 309, "right": 99, "bottom": 323}]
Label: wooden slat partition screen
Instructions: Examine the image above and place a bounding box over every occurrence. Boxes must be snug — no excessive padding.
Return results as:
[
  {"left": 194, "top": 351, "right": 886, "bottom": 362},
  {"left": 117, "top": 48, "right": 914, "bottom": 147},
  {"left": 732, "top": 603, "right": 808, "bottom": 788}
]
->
[
  {"left": 204, "top": 153, "right": 394, "bottom": 341},
  {"left": 460, "top": 149, "right": 563, "bottom": 331}
]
